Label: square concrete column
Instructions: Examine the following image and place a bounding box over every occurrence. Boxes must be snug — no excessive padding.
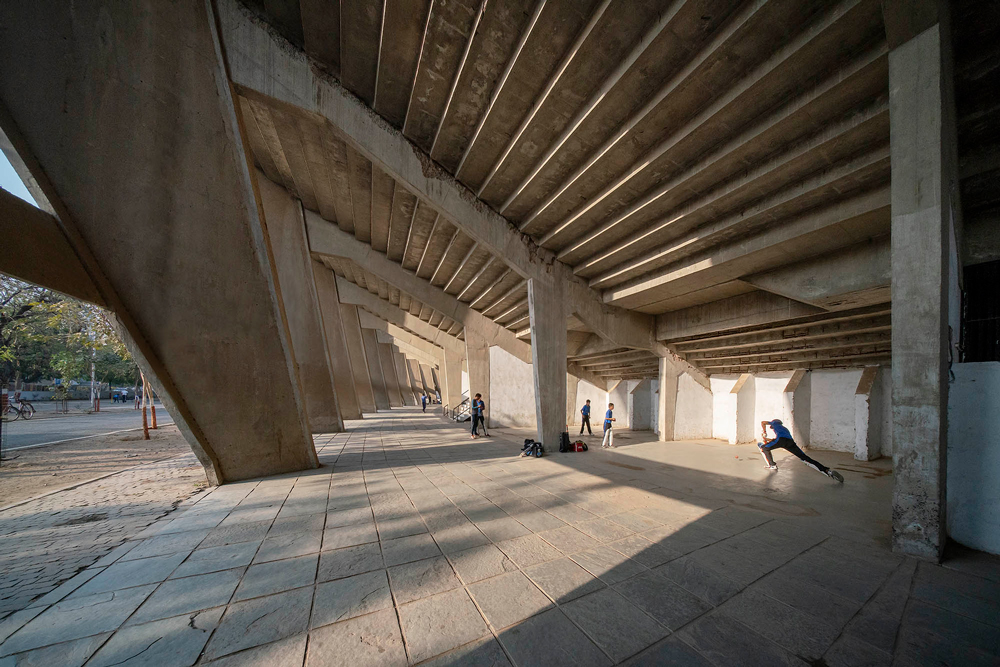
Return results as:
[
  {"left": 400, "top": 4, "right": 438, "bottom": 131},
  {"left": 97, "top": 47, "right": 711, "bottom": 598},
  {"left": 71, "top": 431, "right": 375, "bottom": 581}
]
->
[
  {"left": 312, "top": 260, "right": 362, "bottom": 420},
  {"left": 733, "top": 374, "right": 756, "bottom": 444},
  {"left": 258, "top": 175, "right": 343, "bottom": 433},
  {"left": 657, "top": 357, "right": 681, "bottom": 441},
  {"left": 442, "top": 349, "right": 464, "bottom": 410},
  {"left": 855, "top": 366, "right": 884, "bottom": 461},
  {"left": 782, "top": 370, "right": 811, "bottom": 447},
  {"left": 430, "top": 367, "right": 441, "bottom": 397},
  {"left": 465, "top": 324, "right": 491, "bottom": 427},
  {"left": 527, "top": 277, "right": 567, "bottom": 446},
  {"left": 888, "top": 13, "right": 961, "bottom": 561},
  {"left": 393, "top": 350, "right": 416, "bottom": 406},
  {"left": 361, "top": 328, "right": 391, "bottom": 410},
  {"left": 566, "top": 374, "right": 580, "bottom": 429},
  {"left": 340, "top": 305, "right": 377, "bottom": 413},
  {"left": 419, "top": 364, "right": 435, "bottom": 395},
  {"left": 377, "top": 343, "right": 403, "bottom": 407}
]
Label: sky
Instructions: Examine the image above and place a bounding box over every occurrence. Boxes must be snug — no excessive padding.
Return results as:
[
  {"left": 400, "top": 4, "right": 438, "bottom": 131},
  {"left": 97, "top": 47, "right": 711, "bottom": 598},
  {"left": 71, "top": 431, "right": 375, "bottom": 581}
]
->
[{"left": 0, "top": 149, "right": 37, "bottom": 206}]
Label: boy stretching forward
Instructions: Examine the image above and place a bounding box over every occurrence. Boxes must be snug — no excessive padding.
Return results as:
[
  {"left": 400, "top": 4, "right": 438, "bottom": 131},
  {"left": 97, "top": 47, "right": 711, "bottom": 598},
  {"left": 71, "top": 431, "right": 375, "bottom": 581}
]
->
[
  {"left": 759, "top": 419, "right": 844, "bottom": 482},
  {"left": 601, "top": 403, "right": 616, "bottom": 448}
]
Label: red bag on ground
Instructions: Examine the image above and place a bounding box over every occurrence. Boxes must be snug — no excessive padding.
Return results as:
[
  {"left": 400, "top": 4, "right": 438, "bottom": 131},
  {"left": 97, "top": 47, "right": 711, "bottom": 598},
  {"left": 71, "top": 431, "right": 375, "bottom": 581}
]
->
[{"left": 573, "top": 441, "right": 588, "bottom": 452}]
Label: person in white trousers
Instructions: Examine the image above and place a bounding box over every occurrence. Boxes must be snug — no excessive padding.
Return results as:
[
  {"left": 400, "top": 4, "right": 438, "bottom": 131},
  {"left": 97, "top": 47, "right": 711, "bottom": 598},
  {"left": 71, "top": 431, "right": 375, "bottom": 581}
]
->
[{"left": 601, "top": 403, "right": 616, "bottom": 448}]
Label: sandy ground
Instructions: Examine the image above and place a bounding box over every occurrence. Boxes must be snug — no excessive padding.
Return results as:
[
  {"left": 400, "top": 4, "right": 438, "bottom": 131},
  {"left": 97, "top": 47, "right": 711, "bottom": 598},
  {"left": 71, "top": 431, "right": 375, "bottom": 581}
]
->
[{"left": 0, "top": 425, "right": 201, "bottom": 507}]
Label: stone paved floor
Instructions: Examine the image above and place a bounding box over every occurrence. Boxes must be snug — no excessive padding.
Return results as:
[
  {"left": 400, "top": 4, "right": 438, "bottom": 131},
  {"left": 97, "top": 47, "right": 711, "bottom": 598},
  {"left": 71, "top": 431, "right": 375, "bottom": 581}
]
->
[{"left": 0, "top": 406, "right": 997, "bottom": 666}]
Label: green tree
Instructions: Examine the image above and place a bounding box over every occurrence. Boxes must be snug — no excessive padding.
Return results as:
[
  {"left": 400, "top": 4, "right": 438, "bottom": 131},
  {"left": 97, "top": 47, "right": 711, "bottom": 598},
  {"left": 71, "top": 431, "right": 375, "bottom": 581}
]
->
[{"left": 0, "top": 276, "right": 57, "bottom": 386}]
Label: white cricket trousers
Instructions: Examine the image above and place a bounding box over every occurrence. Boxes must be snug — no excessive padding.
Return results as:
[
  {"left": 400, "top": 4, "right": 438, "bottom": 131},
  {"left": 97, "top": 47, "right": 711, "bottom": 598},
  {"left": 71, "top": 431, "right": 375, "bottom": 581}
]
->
[{"left": 601, "top": 427, "right": 613, "bottom": 448}]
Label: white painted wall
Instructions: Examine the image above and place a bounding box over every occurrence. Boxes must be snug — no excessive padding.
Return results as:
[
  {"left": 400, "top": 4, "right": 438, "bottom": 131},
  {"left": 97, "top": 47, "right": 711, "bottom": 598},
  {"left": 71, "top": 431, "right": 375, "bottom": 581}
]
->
[
  {"left": 674, "top": 373, "right": 713, "bottom": 439},
  {"left": 461, "top": 370, "right": 469, "bottom": 396},
  {"left": 489, "top": 346, "right": 536, "bottom": 428},
  {"left": 628, "top": 379, "right": 652, "bottom": 431},
  {"left": 608, "top": 381, "right": 628, "bottom": 427},
  {"left": 754, "top": 374, "right": 792, "bottom": 429},
  {"left": 574, "top": 379, "right": 607, "bottom": 430},
  {"left": 651, "top": 384, "right": 660, "bottom": 436},
  {"left": 947, "top": 362, "right": 1000, "bottom": 555},
  {"left": 810, "top": 370, "right": 863, "bottom": 452},
  {"left": 711, "top": 376, "right": 739, "bottom": 442},
  {"left": 734, "top": 375, "right": 756, "bottom": 443}
]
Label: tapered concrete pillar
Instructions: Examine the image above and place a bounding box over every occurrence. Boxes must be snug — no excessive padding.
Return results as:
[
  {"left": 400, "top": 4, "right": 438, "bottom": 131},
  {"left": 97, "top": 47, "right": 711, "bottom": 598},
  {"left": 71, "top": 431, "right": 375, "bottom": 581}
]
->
[
  {"left": 407, "top": 360, "right": 425, "bottom": 398},
  {"left": 886, "top": 4, "right": 960, "bottom": 561},
  {"left": 528, "top": 277, "right": 567, "bottom": 447},
  {"left": 341, "top": 305, "right": 377, "bottom": 413},
  {"left": 361, "top": 329, "right": 390, "bottom": 410},
  {"left": 465, "top": 325, "right": 491, "bottom": 427},
  {"left": 657, "top": 357, "right": 681, "bottom": 441},
  {"left": 378, "top": 343, "right": 403, "bottom": 407},
  {"left": 393, "top": 350, "right": 416, "bottom": 406},
  {"left": 566, "top": 374, "right": 580, "bottom": 429},
  {"left": 442, "top": 350, "right": 464, "bottom": 410},
  {"left": 782, "top": 370, "right": 811, "bottom": 447},
  {"left": 419, "top": 364, "right": 435, "bottom": 395},
  {"left": 628, "top": 380, "right": 652, "bottom": 431},
  {"left": 312, "top": 260, "right": 362, "bottom": 420},
  {"left": 855, "top": 366, "right": 884, "bottom": 461}
]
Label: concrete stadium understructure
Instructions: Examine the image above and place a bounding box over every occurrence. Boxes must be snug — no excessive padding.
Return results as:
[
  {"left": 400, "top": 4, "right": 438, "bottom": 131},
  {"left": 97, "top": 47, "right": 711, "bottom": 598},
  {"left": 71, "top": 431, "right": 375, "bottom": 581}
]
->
[{"left": 1, "top": 0, "right": 997, "bottom": 563}]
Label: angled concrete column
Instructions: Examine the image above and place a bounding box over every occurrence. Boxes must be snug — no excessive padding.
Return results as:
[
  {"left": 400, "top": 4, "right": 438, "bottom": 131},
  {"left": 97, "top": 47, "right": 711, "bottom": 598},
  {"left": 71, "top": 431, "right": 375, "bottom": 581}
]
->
[
  {"left": 393, "top": 350, "right": 416, "bottom": 406},
  {"left": 856, "top": 366, "right": 884, "bottom": 461},
  {"left": 312, "top": 261, "right": 362, "bottom": 420},
  {"left": 419, "top": 364, "right": 435, "bottom": 395},
  {"left": 733, "top": 374, "right": 757, "bottom": 444},
  {"left": 566, "top": 375, "right": 580, "bottom": 429},
  {"left": 377, "top": 343, "right": 403, "bottom": 407},
  {"left": 887, "top": 6, "right": 960, "bottom": 561},
  {"left": 465, "top": 325, "right": 492, "bottom": 427},
  {"left": 528, "top": 278, "right": 567, "bottom": 446},
  {"left": 442, "top": 350, "right": 464, "bottom": 411},
  {"left": 782, "top": 370, "right": 811, "bottom": 447},
  {"left": 407, "top": 360, "right": 426, "bottom": 398},
  {"left": 341, "top": 305, "right": 377, "bottom": 413},
  {"left": 657, "top": 358, "right": 681, "bottom": 441},
  {"left": 361, "top": 329, "right": 390, "bottom": 410},
  {"left": 0, "top": 0, "right": 317, "bottom": 483},
  {"left": 259, "top": 175, "right": 343, "bottom": 433},
  {"left": 628, "top": 380, "right": 652, "bottom": 431}
]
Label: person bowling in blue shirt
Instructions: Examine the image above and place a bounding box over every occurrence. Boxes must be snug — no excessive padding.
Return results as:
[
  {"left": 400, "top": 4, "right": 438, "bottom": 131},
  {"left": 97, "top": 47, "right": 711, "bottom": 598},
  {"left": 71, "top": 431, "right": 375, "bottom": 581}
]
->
[
  {"left": 759, "top": 419, "right": 844, "bottom": 482},
  {"left": 601, "top": 403, "right": 616, "bottom": 448},
  {"left": 580, "top": 400, "right": 593, "bottom": 435}
]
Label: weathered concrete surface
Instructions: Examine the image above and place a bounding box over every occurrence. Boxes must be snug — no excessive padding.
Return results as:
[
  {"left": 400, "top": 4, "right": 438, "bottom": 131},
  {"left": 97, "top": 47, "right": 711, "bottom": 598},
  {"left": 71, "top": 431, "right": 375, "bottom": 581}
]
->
[
  {"left": 312, "top": 260, "right": 363, "bottom": 420},
  {"left": 407, "top": 359, "right": 427, "bottom": 398},
  {"left": 442, "top": 350, "right": 464, "bottom": 410},
  {"left": 733, "top": 374, "right": 756, "bottom": 445},
  {"left": 259, "top": 173, "right": 343, "bottom": 433},
  {"left": 783, "top": 370, "right": 812, "bottom": 448},
  {"left": 393, "top": 350, "right": 418, "bottom": 406},
  {"left": 888, "top": 16, "right": 959, "bottom": 562},
  {"left": 0, "top": 0, "right": 316, "bottom": 483},
  {"left": 465, "top": 324, "right": 492, "bottom": 428},
  {"left": 361, "top": 329, "right": 391, "bottom": 410},
  {"left": 855, "top": 366, "right": 883, "bottom": 461},
  {"left": 528, "top": 278, "right": 567, "bottom": 446},
  {"left": 340, "top": 305, "right": 378, "bottom": 413},
  {"left": 378, "top": 342, "right": 404, "bottom": 407}
]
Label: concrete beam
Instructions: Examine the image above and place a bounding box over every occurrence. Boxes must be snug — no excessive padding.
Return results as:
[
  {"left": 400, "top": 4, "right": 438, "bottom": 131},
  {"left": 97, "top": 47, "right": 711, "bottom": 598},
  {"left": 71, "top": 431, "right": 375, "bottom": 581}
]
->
[
  {"left": 312, "top": 259, "right": 363, "bottom": 420},
  {"left": 216, "top": 0, "right": 661, "bottom": 353},
  {"left": 0, "top": 0, "right": 317, "bottom": 483},
  {"left": 370, "top": 325, "right": 442, "bottom": 369},
  {"left": 658, "top": 291, "right": 824, "bottom": 342},
  {"left": 0, "top": 188, "right": 104, "bottom": 306},
  {"left": 259, "top": 173, "right": 343, "bottom": 433}
]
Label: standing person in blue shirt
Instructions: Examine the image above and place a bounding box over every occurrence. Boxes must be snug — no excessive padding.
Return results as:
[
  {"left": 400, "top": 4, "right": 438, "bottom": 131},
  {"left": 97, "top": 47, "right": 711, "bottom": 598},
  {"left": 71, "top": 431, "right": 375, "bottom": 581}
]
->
[
  {"left": 580, "top": 400, "right": 593, "bottom": 435},
  {"left": 421, "top": 394, "right": 427, "bottom": 412},
  {"left": 759, "top": 419, "right": 844, "bottom": 482},
  {"left": 470, "top": 393, "right": 488, "bottom": 438},
  {"left": 601, "top": 403, "right": 616, "bottom": 448}
]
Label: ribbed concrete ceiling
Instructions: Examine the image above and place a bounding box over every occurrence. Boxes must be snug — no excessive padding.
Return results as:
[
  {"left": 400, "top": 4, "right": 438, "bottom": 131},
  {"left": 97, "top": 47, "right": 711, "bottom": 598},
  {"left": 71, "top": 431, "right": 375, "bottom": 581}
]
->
[{"left": 239, "top": 0, "right": 895, "bottom": 376}]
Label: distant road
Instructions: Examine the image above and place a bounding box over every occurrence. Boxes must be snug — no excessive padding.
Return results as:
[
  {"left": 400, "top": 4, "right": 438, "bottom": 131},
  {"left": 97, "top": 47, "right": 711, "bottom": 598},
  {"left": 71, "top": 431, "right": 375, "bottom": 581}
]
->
[{"left": 2, "top": 404, "right": 174, "bottom": 450}]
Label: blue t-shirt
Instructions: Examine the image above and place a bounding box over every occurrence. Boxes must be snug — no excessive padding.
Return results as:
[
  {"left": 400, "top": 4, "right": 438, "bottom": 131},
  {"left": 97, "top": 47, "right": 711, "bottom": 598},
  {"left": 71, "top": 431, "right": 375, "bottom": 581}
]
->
[
  {"left": 768, "top": 421, "right": 792, "bottom": 443},
  {"left": 471, "top": 399, "right": 484, "bottom": 416},
  {"left": 604, "top": 409, "right": 613, "bottom": 430},
  {"left": 581, "top": 404, "right": 590, "bottom": 417}
]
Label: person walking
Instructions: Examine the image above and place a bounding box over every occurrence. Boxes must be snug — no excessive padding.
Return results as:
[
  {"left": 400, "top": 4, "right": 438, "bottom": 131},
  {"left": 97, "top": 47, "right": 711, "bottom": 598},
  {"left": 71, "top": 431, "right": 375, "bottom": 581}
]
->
[
  {"left": 470, "top": 393, "right": 488, "bottom": 438},
  {"left": 601, "top": 402, "right": 616, "bottom": 448},
  {"left": 580, "top": 399, "right": 593, "bottom": 435},
  {"left": 758, "top": 419, "right": 844, "bottom": 482},
  {"left": 421, "top": 394, "right": 427, "bottom": 412}
]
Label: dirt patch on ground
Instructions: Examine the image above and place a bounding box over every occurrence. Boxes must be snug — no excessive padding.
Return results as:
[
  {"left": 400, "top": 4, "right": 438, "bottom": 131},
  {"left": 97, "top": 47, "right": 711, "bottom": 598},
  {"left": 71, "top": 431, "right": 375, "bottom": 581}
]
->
[{"left": 0, "top": 425, "right": 196, "bottom": 506}]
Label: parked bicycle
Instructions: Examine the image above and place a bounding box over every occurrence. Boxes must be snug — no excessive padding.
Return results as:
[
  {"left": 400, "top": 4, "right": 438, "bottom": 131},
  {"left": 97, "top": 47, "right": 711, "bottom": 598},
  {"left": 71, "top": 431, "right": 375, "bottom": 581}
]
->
[{"left": 2, "top": 399, "right": 35, "bottom": 421}]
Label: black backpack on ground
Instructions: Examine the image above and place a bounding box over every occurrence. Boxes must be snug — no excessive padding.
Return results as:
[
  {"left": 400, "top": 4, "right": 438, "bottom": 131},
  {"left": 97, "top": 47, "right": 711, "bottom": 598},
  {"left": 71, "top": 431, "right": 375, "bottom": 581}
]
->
[
  {"left": 521, "top": 439, "right": 544, "bottom": 458},
  {"left": 559, "top": 432, "right": 571, "bottom": 453}
]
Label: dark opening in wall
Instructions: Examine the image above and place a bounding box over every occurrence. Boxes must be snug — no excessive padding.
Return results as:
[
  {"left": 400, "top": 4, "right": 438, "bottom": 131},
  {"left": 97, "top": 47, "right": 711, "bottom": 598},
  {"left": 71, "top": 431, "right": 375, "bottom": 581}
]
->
[{"left": 962, "top": 259, "right": 1000, "bottom": 362}]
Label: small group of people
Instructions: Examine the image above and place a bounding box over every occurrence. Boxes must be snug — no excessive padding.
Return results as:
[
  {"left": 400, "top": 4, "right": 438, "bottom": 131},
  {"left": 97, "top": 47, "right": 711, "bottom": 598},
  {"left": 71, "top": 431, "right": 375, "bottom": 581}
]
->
[
  {"left": 579, "top": 399, "right": 616, "bottom": 448},
  {"left": 112, "top": 390, "right": 129, "bottom": 403}
]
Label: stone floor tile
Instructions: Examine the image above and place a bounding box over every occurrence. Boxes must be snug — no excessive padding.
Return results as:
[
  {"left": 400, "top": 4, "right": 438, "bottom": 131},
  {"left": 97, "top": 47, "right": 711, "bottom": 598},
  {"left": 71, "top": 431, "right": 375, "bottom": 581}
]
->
[
  {"left": 911, "top": 560, "right": 1000, "bottom": 624},
  {"left": 69, "top": 553, "right": 188, "bottom": 597},
  {"left": 475, "top": 517, "right": 531, "bottom": 543},
  {"left": 678, "top": 612, "right": 808, "bottom": 667},
  {"left": 321, "top": 522, "right": 379, "bottom": 551},
  {"left": 717, "top": 588, "right": 840, "bottom": 660},
  {"left": 655, "top": 555, "right": 744, "bottom": 606},
  {"left": 512, "top": 510, "right": 567, "bottom": 534},
  {"left": 0, "top": 632, "right": 111, "bottom": 667},
  {"left": 268, "top": 512, "right": 326, "bottom": 537},
  {"left": 311, "top": 570, "right": 392, "bottom": 628},
  {"left": 381, "top": 533, "right": 440, "bottom": 567},
  {"left": 0, "top": 585, "right": 156, "bottom": 656},
  {"left": 376, "top": 515, "right": 428, "bottom": 541},
  {"left": 306, "top": 608, "right": 406, "bottom": 667},
  {"left": 895, "top": 598, "right": 999, "bottom": 660},
  {"left": 397, "top": 588, "right": 489, "bottom": 664},
  {"left": 448, "top": 544, "right": 517, "bottom": 584},
  {"left": 202, "top": 587, "right": 312, "bottom": 661},
  {"left": 118, "top": 529, "right": 211, "bottom": 562},
  {"left": 170, "top": 541, "right": 261, "bottom": 579},
  {"left": 130, "top": 568, "right": 242, "bottom": 624},
  {"left": 468, "top": 571, "right": 552, "bottom": 630},
  {"left": 201, "top": 634, "right": 306, "bottom": 667},
  {"left": 233, "top": 553, "right": 318, "bottom": 601},
  {"left": 642, "top": 522, "right": 729, "bottom": 555},
  {"left": 497, "top": 607, "right": 611, "bottom": 667},
  {"left": 419, "top": 635, "right": 512, "bottom": 667},
  {"left": 26, "top": 567, "right": 106, "bottom": 609},
  {"left": 388, "top": 556, "right": 461, "bottom": 605},
  {"left": 755, "top": 571, "right": 862, "bottom": 630},
  {"left": 537, "top": 526, "right": 601, "bottom": 555},
  {"left": 254, "top": 531, "right": 322, "bottom": 564},
  {"left": 697, "top": 507, "right": 771, "bottom": 536},
  {"left": 431, "top": 523, "right": 491, "bottom": 554},
  {"left": 0, "top": 607, "right": 45, "bottom": 645},
  {"left": 615, "top": 570, "right": 712, "bottom": 630},
  {"left": 622, "top": 635, "right": 715, "bottom": 667},
  {"left": 317, "top": 543, "right": 384, "bottom": 582},
  {"left": 88, "top": 541, "right": 140, "bottom": 569},
  {"left": 608, "top": 534, "right": 680, "bottom": 569},
  {"left": 822, "top": 635, "right": 892, "bottom": 667},
  {"left": 576, "top": 518, "right": 634, "bottom": 543},
  {"left": 495, "top": 535, "right": 563, "bottom": 569},
  {"left": 571, "top": 545, "right": 647, "bottom": 585},
  {"left": 198, "top": 520, "right": 272, "bottom": 549},
  {"left": 523, "top": 557, "right": 605, "bottom": 604},
  {"left": 87, "top": 606, "right": 222, "bottom": 667},
  {"left": 562, "top": 587, "right": 667, "bottom": 662},
  {"left": 607, "top": 511, "right": 663, "bottom": 534},
  {"left": 541, "top": 503, "right": 597, "bottom": 525}
]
